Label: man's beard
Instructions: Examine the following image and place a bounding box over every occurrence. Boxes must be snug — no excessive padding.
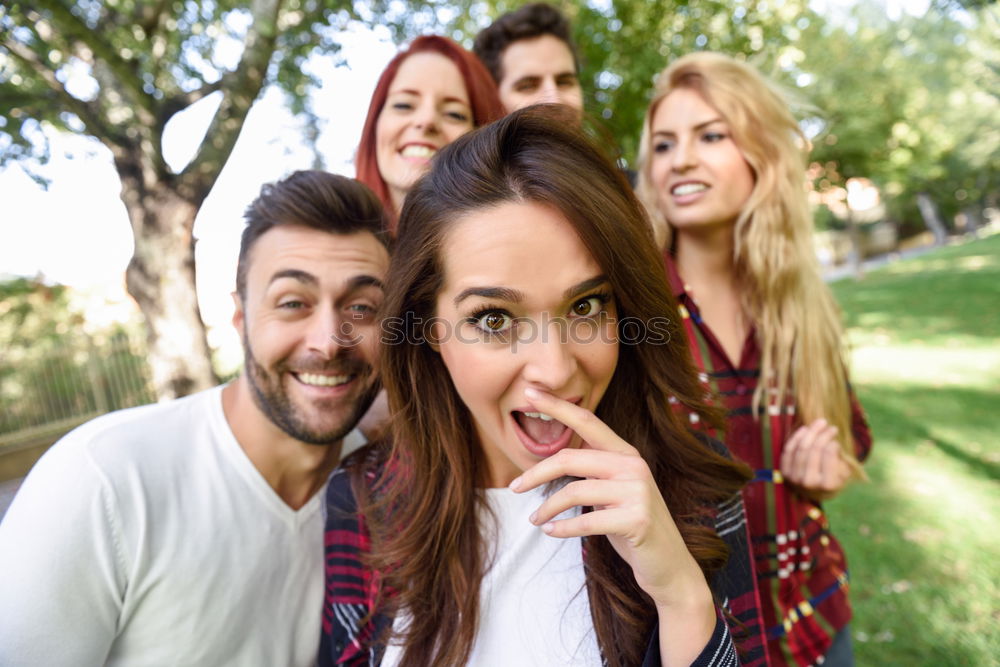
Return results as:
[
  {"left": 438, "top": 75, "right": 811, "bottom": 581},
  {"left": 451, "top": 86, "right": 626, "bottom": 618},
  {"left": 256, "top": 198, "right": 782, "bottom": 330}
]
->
[{"left": 242, "top": 339, "right": 379, "bottom": 446}]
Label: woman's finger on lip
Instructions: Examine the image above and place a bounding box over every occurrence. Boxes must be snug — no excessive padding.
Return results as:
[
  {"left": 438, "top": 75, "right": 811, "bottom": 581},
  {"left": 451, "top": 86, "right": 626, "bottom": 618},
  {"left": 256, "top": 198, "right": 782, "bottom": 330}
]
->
[{"left": 523, "top": 387, "right": 633, "bottom": 455}]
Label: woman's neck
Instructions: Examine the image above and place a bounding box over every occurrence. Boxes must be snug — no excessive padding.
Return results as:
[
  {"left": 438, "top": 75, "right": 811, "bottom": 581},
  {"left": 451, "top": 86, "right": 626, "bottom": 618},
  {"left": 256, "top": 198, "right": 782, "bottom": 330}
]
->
[
  {"left": 673, "top": 227, "right": 737, "bottom": 291},
  {"left": 389, "top": 186, "right": 406, "bottom": 218},
  {"left": 673, "top": 227, "right": 749, "bottom": 365}
]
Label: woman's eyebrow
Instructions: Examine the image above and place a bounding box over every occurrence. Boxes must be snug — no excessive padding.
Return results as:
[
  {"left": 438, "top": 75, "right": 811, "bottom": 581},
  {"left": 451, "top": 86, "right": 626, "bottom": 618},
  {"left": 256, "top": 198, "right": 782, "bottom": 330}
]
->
[
  {"left": 453, "top": 286, "right": 525, "bottom": 306},
  {"left": 564, "top": 275, "right": 609, "bottom": 299},
  {"left": 653, "top": 117, "right": 724, "bottom": 136}
]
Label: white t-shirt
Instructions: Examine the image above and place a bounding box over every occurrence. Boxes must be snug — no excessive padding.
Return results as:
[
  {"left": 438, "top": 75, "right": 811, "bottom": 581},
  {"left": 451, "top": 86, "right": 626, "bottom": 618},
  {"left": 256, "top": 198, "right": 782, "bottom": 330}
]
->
[
  {"left": 381, "top": 483, "right": 602, "bottom": 666},
  {"left": 0, "top": 386, "right": 363, "bottom": 667}
]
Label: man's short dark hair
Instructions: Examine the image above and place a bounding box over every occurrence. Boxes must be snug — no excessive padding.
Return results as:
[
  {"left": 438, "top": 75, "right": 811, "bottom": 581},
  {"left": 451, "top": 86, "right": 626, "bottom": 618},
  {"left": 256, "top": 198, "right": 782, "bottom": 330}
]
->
[
  {"left": 473, "top": 3, "right": 579, "bottom": 84},
  {"left": 236, "top": 170, "right": 390, "bottom": 299}
]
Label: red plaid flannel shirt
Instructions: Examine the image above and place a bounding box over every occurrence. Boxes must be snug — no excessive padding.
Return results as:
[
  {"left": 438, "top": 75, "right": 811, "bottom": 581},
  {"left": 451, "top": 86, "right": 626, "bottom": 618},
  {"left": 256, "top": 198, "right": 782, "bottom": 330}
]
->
[{"left": 664, "top": 255, "right": 873, "bottom": 667}]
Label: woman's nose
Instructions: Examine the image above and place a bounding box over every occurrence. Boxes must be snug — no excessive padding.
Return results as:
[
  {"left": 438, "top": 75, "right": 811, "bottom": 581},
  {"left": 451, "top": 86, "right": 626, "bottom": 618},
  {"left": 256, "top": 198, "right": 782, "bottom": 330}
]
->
[{"left": 518, "top": 318, "right": 576, "bottom": 391}]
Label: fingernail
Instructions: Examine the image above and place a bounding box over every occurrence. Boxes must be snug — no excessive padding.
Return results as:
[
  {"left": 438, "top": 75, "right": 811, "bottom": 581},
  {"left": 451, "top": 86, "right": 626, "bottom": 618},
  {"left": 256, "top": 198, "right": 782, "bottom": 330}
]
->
[
  {"left": 541, "top": 522, "right": 555, "bottom": 534},
  {"left": 524, "top": 387, "right": 541, "bottom": 400},
  {"left": 508, "top": 476, "right": 523, "bottom": 492},
  {"left": 529, "top": 510, "right": 538, "bottom": 524}
]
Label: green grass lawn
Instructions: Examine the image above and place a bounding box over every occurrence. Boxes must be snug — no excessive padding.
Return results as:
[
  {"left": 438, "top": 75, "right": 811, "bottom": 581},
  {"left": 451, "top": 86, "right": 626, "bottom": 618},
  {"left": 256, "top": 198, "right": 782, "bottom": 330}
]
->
[{"left": 825, "top": 231, "right": 1000, "bottom": 665}]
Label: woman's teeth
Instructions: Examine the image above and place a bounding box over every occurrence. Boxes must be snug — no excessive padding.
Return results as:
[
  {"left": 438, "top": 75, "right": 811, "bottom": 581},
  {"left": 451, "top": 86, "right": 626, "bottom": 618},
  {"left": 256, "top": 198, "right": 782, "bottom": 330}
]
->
[
  {"left": 522, "top": 411, "right": 554, "bottom": 422},
  {"left": 672, "top": 183, "right": 708, "bottom": 196},
  {"left": 401, "top": 145, "right": 436, "bottom": 158}
]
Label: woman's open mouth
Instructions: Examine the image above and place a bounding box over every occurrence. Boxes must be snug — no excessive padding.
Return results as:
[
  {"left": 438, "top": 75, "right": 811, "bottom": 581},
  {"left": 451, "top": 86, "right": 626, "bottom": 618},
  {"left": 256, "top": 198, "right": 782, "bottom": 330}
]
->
[{"left": 511, "top": 409, "right": 574, "bottom": 457}]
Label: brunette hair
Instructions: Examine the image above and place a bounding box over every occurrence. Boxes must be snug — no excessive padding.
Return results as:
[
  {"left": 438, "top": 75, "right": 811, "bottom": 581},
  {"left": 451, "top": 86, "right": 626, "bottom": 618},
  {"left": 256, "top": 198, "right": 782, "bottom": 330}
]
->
[
  {"left": 354, "top": 35, "right": 504, "bottom": 229},
  {"left": 355, "top": 107, "right": 750, "bottom": 666},
  {"left": 472, "top": 2, "right": 580, "bottom": 83},
  {"left": 636, "top": 52, "right": 863, "bottom": 476},
  {"left": 236, "top": 170, "right": 389, "bottom": 300}
]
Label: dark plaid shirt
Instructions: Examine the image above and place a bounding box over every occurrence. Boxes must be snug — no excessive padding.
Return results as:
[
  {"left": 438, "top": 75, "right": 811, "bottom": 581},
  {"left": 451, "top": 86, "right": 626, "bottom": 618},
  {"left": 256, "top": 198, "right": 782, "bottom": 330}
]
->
[
  {"left": 319, "top": 447, "right": 753, "bottom": 667},
  {"left": 664, "top": 255, "right": 873, "bottom": 667}
]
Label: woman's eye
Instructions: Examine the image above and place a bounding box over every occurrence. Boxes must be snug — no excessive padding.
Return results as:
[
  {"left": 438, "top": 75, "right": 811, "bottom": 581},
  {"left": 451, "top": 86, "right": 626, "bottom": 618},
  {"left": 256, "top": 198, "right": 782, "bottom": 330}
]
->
[
  {"left": 391, "top": 101, "right": 413, "bottom": 111},
  {"left": 570, "top": 296, "right": 606, "bottom": 318},
  {"left": 446, "top": 110, "right": 470, "bottom": 122},
  {"left": 703, "top": 131, "right": 727, "bottom": 143},
  {"left": 473, "top": 311, "right": 513, "bottom": 334},
  {"left": 653, "top": 140, "right": 674, "bottom": 153}
]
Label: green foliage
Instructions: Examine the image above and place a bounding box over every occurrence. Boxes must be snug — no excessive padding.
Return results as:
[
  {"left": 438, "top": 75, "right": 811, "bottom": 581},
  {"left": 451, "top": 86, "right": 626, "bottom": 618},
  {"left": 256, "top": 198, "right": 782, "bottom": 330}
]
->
[
  {"left": 0, "top": 0, "right": 361, "bottom": 174},
  {"left": 572, "top": 0, "right": 819, "bottom": 164},
  {"left": 826, "top": 233, "right": 1000, "bottom": 663},
  {"left": 798, "top": 4, "right": 999, "bottom": 231},
  {"left": 0, "top": 277, "right": 82, "bottom": 348},
  {"left": 0, "top": 277, "right": 155, "bottom": 438}
]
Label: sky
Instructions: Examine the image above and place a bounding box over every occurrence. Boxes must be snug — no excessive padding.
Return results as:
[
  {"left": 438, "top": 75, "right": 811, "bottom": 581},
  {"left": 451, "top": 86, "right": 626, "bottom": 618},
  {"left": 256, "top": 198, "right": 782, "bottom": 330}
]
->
[{"left": 0, "top": 0, "right": 931, "bottom": 366}]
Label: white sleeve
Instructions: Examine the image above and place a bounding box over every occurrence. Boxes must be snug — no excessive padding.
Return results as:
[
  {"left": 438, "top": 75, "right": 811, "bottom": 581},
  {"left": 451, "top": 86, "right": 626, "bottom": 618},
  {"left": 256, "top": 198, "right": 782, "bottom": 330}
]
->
[{"left": 0, "top": 436, "right": 126, "bottom": 666}]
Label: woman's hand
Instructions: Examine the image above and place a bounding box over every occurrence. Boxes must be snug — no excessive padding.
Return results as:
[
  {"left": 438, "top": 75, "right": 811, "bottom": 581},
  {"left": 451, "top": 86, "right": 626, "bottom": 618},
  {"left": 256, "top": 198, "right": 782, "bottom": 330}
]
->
[
  {"left": 780, "top": 418, "right": 852, "bottom": 501},
  {"left": 509, "top": 387, "right": 715, "bottom": 666}
]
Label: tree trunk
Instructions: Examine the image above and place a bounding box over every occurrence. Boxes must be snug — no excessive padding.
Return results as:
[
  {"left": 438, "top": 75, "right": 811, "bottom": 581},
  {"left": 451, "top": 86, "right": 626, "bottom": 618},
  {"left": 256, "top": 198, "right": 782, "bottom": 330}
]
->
[
  {"left": 117, "top": 161, "right": 218, "bottom": 400},
  {"left": 916, "top": 192, "right": 948, "bottom": 246}
]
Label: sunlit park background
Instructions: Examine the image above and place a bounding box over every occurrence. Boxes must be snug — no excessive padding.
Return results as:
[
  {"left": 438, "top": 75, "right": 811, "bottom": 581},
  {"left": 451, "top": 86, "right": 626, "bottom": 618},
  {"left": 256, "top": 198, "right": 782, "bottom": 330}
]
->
[{"left": 1, "top": 0, "right": 998, "bottom": 663}]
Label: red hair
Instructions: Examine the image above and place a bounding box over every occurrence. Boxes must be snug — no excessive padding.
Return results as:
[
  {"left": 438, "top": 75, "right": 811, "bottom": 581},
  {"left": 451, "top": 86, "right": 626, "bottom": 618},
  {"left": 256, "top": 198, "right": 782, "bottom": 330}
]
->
[{"left": 355, "top": 35, "right": 504, "bottom": 231}]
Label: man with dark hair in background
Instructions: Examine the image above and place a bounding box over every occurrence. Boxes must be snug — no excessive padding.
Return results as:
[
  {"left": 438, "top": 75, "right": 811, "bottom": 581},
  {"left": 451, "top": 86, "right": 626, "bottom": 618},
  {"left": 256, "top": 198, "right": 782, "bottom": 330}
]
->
[
  {"left": 474, "top": 2, "right": 584, "bottom": 119},
  {"left": 0, "top": 171, "right": 391, "bottom": 667},
  {"left": 474, "top": 4, "right": 643, "bottom": 186}
]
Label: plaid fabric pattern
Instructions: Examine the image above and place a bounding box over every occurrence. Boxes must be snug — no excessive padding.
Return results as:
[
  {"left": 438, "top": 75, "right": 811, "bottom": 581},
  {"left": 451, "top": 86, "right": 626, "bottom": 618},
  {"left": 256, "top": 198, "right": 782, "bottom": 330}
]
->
[
  {"left": 664, "top": 255, "right": 873, "bottom": 667},
  {"left": 320, "top": 452, "right": 746, "bottom": 666},
  {"left": 709, "top": 492, "right": 770, "bottom": 667}
]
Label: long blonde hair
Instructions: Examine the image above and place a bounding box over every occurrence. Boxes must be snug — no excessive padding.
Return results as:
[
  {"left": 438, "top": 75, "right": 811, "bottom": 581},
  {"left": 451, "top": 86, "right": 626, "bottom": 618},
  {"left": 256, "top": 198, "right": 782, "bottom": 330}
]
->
[{"left": 636, "top": 52, "right": 863, "bottom": 477}]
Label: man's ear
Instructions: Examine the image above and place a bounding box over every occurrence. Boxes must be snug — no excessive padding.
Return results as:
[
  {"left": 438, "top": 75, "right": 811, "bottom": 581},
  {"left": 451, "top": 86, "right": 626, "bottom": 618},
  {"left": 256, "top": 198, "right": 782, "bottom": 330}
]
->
[{"left": 231, "top": 291, "right": 244, "bottom": 333}]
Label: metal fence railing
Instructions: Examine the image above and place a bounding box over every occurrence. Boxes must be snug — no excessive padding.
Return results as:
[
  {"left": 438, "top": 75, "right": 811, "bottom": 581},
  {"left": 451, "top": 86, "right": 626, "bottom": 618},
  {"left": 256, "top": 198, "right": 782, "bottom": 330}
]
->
[{"left": 0, "top": 333, "right": 156, "bottom": 453}]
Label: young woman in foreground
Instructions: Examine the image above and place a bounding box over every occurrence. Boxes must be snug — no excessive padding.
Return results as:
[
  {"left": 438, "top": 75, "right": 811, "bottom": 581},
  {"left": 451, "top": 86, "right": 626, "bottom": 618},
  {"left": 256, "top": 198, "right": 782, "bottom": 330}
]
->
[
  {"left": 320, "top": 108, "right": 754, "bottom": 666},
  {"left": 637, "top": 52, "right": 873, "bottom": 666}
]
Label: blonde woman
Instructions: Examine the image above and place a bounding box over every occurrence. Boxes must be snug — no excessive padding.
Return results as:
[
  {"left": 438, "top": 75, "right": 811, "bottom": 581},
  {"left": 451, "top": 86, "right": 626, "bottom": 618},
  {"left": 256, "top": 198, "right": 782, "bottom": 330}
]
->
[{"left": 637, "top": 52, "right": 872, "bottom": 667}]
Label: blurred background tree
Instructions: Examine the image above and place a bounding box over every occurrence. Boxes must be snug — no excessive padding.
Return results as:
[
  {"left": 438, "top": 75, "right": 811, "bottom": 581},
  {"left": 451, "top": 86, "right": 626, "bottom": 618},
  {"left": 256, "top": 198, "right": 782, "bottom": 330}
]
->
[
  {"left": 0, "top": 0, "right": 430, "bottom": 399},
  {"left": 799, "top": 2, "right": 999, "bottom": 241}
]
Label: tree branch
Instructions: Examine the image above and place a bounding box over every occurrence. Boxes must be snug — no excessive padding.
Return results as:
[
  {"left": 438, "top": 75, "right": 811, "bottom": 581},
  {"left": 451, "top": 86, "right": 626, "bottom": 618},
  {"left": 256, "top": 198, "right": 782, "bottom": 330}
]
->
[
  {"left": 2, "top": 36, "right": 123, "bottom": 145},
  {"left": 30, "top": 0, "right": 157, "bottom": 123},
  {"left": 181, "top": 80, "right": 225, "bottom": 107},
  {"left": 135, "top": 0, "right": 173, "bottom": 35},
  {"left": 160, "top": 80, "right": 225, "bottom": 131},
  {"left": 180, "top": 0, "right": 284, "bottom": 200}
]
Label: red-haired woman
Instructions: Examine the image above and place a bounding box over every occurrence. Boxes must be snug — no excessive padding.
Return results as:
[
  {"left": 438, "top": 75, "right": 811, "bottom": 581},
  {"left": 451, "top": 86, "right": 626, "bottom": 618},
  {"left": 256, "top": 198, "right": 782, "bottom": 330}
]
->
[
  {"left": 355, "top": 35, "right": 504, "bottom": 231},
  {"left": 321, "top": 108, "right": 757, "bottom": 667}
]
